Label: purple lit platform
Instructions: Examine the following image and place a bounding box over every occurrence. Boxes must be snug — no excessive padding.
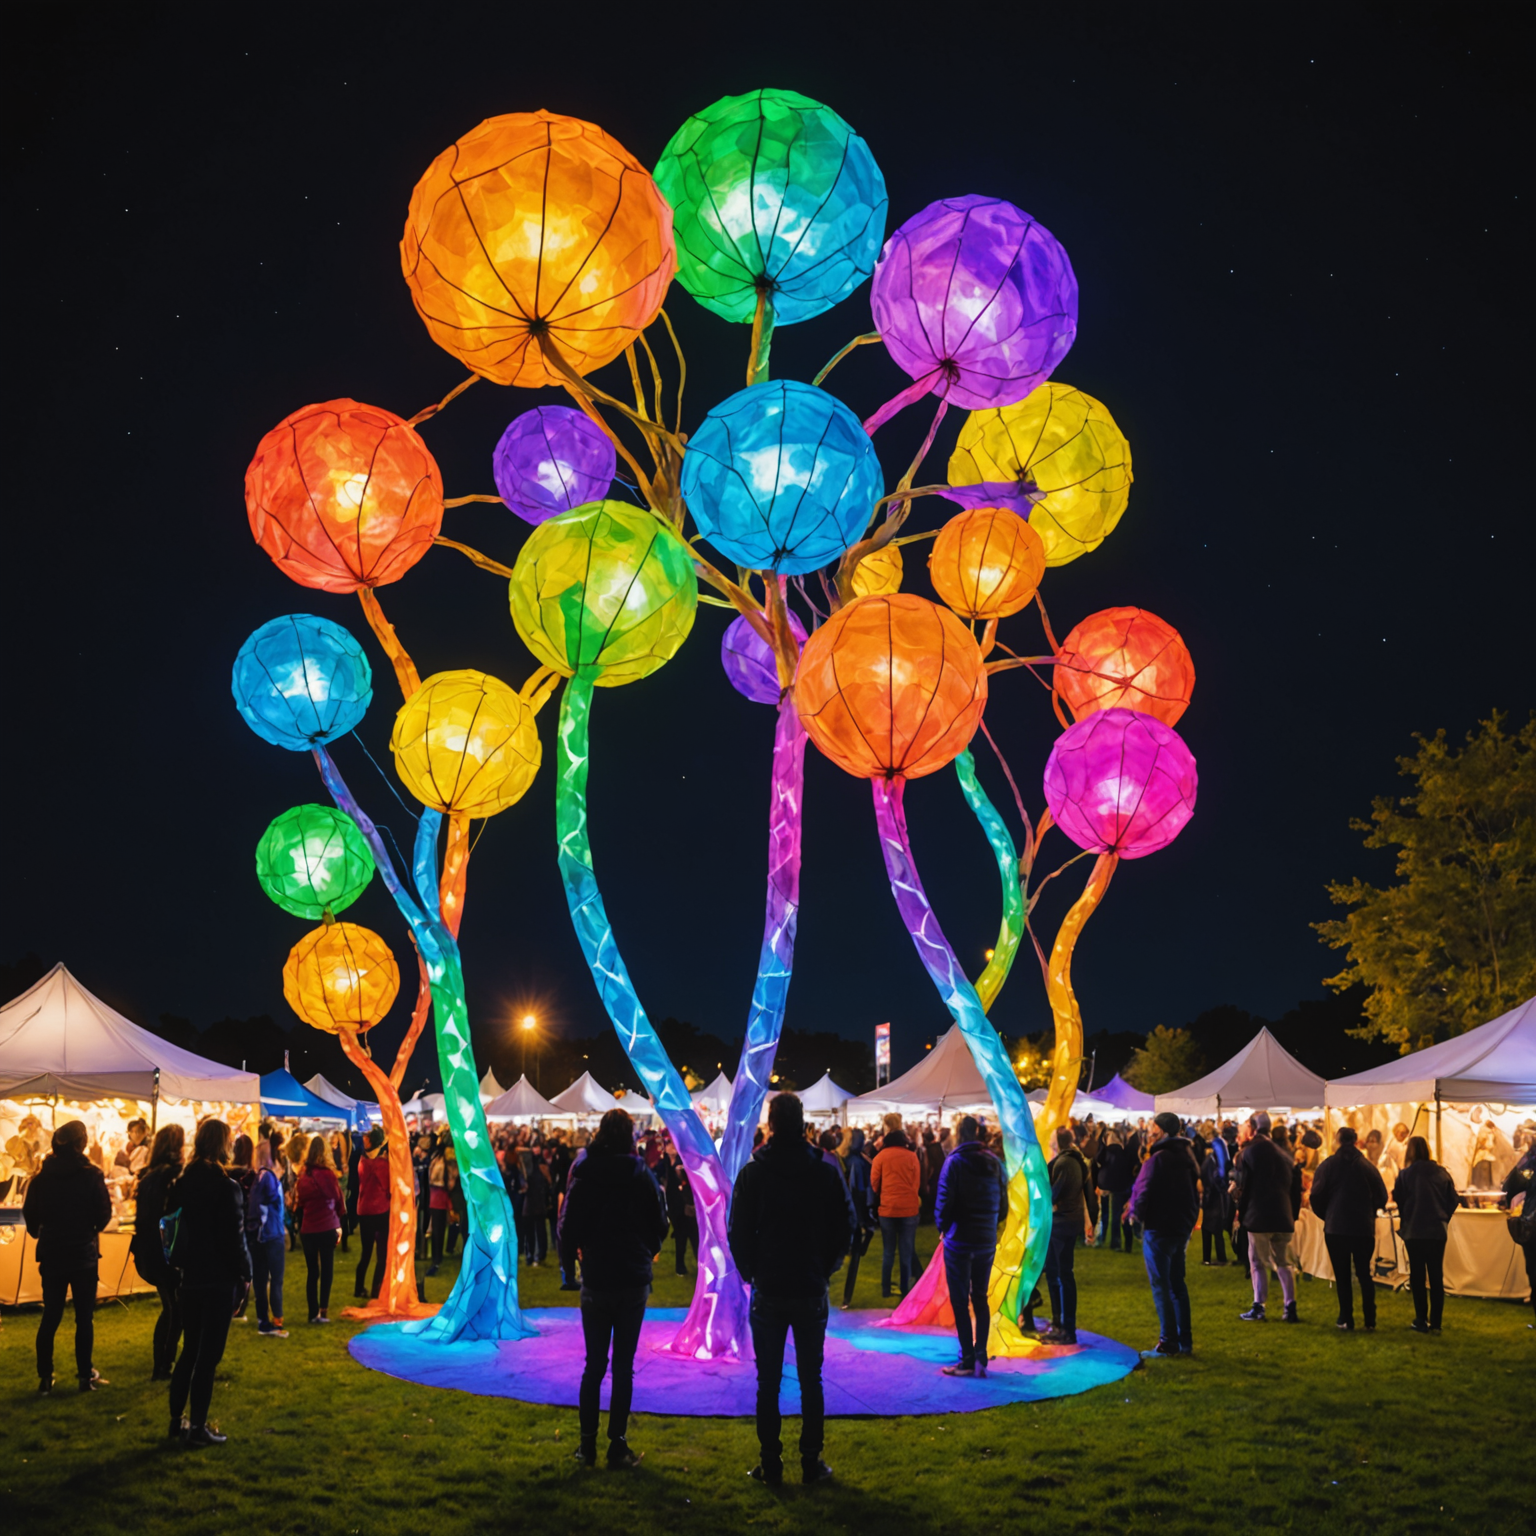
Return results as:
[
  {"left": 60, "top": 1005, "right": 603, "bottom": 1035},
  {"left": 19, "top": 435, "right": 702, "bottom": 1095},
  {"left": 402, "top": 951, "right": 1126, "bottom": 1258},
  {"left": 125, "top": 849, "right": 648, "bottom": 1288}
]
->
[{"left": 349, "top": 1307, "right": 1139, "bottom": 1416}]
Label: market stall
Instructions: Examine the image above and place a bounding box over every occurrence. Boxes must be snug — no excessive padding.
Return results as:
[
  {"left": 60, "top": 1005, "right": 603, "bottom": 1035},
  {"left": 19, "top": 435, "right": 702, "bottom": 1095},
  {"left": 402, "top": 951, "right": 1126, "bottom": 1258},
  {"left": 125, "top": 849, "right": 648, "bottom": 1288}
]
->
[
  {"left": 1155, "top": 1028, "right": 1326, "bottom": 1119},
  {"left": 479, "top": 1068, "right": 506, "bottom": 1103},
  {"left": 550, "top": 1070, "right": 622, "bottom": 1118},
  {"left": 260, "top": 1065, "right": 353, "bottom": 1125},
  {"left": 484, "top": 1075, "right": 570, "bottom": 1123},
  {"left": 1093, "top": 1073, "right": 1155, "bottom": 1112},
  {"left": 304, "top": 1072, "right": 377, "bottom": 1131}
]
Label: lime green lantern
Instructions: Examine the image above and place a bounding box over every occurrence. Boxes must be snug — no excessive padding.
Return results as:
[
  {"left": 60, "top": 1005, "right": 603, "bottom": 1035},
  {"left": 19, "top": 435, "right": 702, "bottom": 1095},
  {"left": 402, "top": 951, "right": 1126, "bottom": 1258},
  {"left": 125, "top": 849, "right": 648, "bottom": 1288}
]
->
[
  {"left": 509, "top": 500, "right": 697, "bottom": 686},
  {"left": 256, "top": 804, "right": 375, "bottom": 920}
]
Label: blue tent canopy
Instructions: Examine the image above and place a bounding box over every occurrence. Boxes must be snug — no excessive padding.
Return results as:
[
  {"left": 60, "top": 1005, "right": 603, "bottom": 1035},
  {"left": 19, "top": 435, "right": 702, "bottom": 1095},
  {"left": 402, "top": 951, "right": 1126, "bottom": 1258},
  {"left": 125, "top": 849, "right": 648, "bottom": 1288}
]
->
[{"left": 260, "top": 1067, "right": 353, "bottom": 1125}]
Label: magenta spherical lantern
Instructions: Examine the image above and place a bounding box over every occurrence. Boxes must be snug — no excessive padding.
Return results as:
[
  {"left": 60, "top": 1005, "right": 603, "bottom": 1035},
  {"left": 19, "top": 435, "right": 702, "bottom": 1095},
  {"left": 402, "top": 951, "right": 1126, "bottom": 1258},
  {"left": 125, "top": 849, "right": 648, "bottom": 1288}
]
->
[
  {"left": 1042, "top": 708, "right": 1197, "bottom": 860},
  {"left": 721, "top": 610, "right": 807, "bottom": 704},
  {"left": 492, "top": 405, "right": 617, "bottom": 525}
]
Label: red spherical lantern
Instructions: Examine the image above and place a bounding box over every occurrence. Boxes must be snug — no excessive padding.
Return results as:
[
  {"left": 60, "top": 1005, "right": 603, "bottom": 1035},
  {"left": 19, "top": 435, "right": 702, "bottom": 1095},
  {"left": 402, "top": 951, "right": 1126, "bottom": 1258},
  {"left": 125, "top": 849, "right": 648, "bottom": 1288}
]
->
[{"left": 1054, "top": 606, "right": 1194, "bottom": 726}]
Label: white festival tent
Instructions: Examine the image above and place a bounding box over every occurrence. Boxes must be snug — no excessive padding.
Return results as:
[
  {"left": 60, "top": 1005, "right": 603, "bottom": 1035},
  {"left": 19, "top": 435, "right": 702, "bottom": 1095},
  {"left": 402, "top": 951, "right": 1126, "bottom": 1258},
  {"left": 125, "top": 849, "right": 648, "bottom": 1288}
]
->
[
  {"left": 484, "top": 1075, "right": 569, "bottom": 1122},
  {"left": 691, "top": 1072, "right": 734, "bottom": 1114},
  {"left": 551, "top": 1071, "right": 622, "bottom": 1116},
  {"left": 0, "top": 964, "right": 260, "bottom": 1108},
  {"left": 851, "top": 1025, "right": 994, "bottom": 1116},
  {"left": 479, "top": 1068, "right": 506, "bottom": 1103},
  {"left": 798, "top": 1071, "right": 855, "bottom": 1114},
  {"left": 1027, "top": 1088, "right": 1132, "bottom": 1121},
  {"left": 304, "top": 1073, "right": 377, "bottom": 1127},
  {"left": 1155, "top": 1028, "right": 1326, "bottom": 1118}
]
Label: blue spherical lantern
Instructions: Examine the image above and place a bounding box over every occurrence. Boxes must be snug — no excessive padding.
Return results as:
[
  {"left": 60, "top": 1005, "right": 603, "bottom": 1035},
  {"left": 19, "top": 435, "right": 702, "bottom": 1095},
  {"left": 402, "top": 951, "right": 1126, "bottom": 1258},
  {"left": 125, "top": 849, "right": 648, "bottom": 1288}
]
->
[
  {"left": 233, "top": 614, "right": 372, "bottom": 750},
  {"left": 492, "top": 406, "right": 616, "bottom": 526},
  {"left": 680, "top": 380, "right": 883, "bottom": 574},
  {"left": 721, "top": 609, "right": 807, "bottom": 704}
]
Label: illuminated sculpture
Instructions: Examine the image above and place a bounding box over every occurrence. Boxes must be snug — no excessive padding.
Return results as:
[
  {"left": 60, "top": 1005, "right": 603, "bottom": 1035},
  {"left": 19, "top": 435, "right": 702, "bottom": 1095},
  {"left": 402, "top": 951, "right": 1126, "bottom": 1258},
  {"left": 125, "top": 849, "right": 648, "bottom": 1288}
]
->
[
  {"left": 492, "top": 406, "right": 616, "bottom": 525},
  {"left": 1054, "top": 606, "right": 1195, "bottom": 725},
  {"left": 928, "top": 507, "right": 1046, "bottom": 621},
  {"left": 232, "top": 614, "right": 372, "bottom": 750},
  {"left": 721, "top": 610, "right": 807, "bottom": 705},
  {"left": 849, "top": 541, "right": 903, "bottom": 598},
  {"left": 256, "top": 805, "right": 375, "bottom": 921}
]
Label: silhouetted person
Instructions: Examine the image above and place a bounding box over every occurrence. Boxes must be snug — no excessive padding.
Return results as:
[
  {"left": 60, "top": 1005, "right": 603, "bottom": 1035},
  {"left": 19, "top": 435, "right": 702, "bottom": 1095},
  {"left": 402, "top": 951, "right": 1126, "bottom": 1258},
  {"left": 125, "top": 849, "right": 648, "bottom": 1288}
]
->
[
  {"left": 935, "top": 1114, "right": 1005, "bottom": 1377},
  {"left": 131, "top": 1123, "right": 186, "bottom": 1378},
  {"left": 1393, "top": 1135, "right": 1460, "bottom": 1333},
  {"left": 729, "top": 1092, "right": 855, "bottom": 1488},
  {"left": 1309, "top": 1126, "right": 1388, "bottom": 1330},
  {"left": 1128, "top": 1112, "right": 1200, "bottom": 1359},
  {"left": 1235, "top": 1112, "right": 1301, "bottom": 1323}
]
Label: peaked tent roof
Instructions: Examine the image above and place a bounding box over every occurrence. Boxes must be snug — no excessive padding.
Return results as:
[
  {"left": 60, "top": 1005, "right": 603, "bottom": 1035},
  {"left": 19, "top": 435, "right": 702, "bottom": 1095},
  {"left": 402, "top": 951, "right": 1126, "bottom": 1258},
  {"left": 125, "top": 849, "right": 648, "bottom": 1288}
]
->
[
  {"left": 551, "top": 1071, "right": 621, "bottom": 1116},
  {"left": 691, "top": 1072, "right": 734, "bottom": 1112},
  {"left": 485, "top": 1074, "right": 569, "bottom": 1121},
  {"left": 1093, "top": 1073, "right": 1155, "bottom": 1111},
  {"left": 1325, "top": 995, "right": 1536, "bottom": 1106},
  {"left": 1026, "top": 1088, "right": 1128, "bottom": 1120},
  {"left": 304, "top": 1073, "right": 376, "bottom": 1130},
  {"left": 261, "top": 1067, "right": 352, "bottom": 1123},
  {"left": 0, "top": 964, "right": 261, "bottom": 1104},
  {"left": 479, "top": 1068, "right": 505, "bottom": 1103},
  {"left": 798, "top": 1071, "right": 854, "bottom": 1112},
  {"left": 1155, "top": 1028, "right": 1326, "bottom": 1116},
  {"left": 850, "top": 1026, "right": 993, "bottom": 1114}
]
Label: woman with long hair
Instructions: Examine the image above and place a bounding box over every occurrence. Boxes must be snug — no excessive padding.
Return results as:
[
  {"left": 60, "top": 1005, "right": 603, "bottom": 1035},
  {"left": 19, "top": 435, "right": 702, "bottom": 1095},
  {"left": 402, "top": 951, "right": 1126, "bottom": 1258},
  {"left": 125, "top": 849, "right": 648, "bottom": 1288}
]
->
[
  {"left": 353, "top": 1126, "right": 390, "bottom": 1299},
  {"left": 426, "top": 1133, "right": 457, "bottom": 1276},
  {"left": 1392, "top": 1135, "right": 1460, "bottom": 1333},
  {"left": 250, "top": 1140, "right": 288, "bottom": 1336},
  {"left": 295, "top": 1134, "right": 343, "bottom": 1323},
  {"left": 131, "top": 1123, "right": 186, "bottom": 1378},
  {"left": 283, "top": 1132, "right": 309, "bottom": 1252}
]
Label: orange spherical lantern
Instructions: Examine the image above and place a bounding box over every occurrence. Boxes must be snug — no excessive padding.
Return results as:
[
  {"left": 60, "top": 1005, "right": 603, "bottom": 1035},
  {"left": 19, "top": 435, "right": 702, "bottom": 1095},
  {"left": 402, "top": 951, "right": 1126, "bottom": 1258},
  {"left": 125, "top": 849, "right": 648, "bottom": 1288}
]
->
[
  {"left": 795, "top": 594, "right": 987, "bottom": 780},
  {"left": 283, "top": 922, "right": 400, "bottom": 1034},
  {"left": 246, "top": 400, "right": 444, "bottom": 593},
  {"left": 928, "top": 508, "right": 1046, "bottom": 620},
  {"left": 402, "top": 112, "right": 676, "bottom": 388},
  {"left": 1054, "top": 606, "right": 1195, "bottom": 726}
]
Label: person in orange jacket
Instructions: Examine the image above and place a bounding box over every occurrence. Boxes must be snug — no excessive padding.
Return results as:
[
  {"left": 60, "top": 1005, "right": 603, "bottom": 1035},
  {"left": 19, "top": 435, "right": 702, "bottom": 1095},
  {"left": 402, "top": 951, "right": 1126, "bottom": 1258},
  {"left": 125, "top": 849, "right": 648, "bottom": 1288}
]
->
[{"left": 870, "top": 1115, "right": 923, "bottom": 1298}]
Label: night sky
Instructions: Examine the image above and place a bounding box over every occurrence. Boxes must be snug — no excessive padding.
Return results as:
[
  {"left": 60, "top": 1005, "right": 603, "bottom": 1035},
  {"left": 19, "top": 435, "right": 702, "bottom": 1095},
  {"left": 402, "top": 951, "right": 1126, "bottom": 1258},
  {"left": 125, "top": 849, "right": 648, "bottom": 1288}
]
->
[{"left": 5, "top": 8, "right": 1528, "bottom": 1086}]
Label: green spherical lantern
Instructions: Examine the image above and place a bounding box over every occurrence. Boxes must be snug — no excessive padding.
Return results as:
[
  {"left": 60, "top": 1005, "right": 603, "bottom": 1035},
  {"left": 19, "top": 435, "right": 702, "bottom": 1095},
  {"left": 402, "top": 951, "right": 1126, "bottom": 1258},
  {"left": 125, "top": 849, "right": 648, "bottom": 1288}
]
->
[
  {"left": 256, "top": 804, "right": 375, "bottom": 920},
  {"left": 509, "top": 500, "right": 697, "bottom": 687}
]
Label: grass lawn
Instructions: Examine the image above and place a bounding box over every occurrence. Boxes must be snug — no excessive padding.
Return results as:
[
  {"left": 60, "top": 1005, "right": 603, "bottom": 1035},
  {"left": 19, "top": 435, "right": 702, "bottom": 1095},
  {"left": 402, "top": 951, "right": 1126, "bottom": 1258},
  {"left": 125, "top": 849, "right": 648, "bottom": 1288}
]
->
[{"left": 1, "top": 1227, "right": 1527, "bottom": 1536}]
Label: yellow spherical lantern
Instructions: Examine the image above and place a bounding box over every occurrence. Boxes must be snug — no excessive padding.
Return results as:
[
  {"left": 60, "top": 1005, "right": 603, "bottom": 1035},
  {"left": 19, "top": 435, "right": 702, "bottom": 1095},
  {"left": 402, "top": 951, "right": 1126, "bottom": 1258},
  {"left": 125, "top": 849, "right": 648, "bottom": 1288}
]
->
[
  {"left": 389, "top": 670, "right": 541, "bottom": 817},
  {"left": 928, "top": 508, "right": 1046, "bottom": 620},
  {"left": 401, "top": 112, "right": 676, "bottom": 389},
  {"left": 947, "top": 383, "right": 1131, "bottom": 566},
  {"left": 283, "top": 923, "right": 400, "bottom": 1034},
  {"left": 849, "top": 541, "right": 903, "bottom": 598}
]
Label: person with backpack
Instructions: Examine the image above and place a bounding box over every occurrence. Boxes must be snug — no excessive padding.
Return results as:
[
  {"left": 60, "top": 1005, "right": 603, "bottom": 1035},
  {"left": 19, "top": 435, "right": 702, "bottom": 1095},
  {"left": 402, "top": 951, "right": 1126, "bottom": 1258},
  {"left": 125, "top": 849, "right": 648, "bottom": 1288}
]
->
[
  {"left": 728, "top": 1093, "right": 856, "bottom": 1489},
  {"left": 353, "top": 1126, "right": 391, "bottom": 1299},
  {"left": 23, "top": 1120, "right": 112, "bottom": 1394},
  {"left": 248, "top": 1139, "right": 287, "bottom": 1336},
  {"left": 165, "top": 1118, "right": 251, "bottom": 1445},
  {"left": 934, "top": 1115, "right": 1006, "bottom": 1376},
  {"left": 132, "top": 1123, "right": 186, "bottom": 1378},
  {"left": 1041, "top": 1126, "right": 1097, "bottom": 1346},
  {"left": 295, "top": 1135, "right": 344, "bottom": 1322}
]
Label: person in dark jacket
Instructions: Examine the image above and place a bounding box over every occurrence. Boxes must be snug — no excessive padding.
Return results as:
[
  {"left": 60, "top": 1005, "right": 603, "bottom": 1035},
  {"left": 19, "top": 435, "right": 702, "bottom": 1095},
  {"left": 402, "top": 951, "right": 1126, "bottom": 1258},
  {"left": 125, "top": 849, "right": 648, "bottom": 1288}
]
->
[
  {"left": 934, "top": 1115, "right": 1005, "bottom": 1376},
  {"left": 131, "top": 1123, "right": 186, "bottom": 1378},
  {"left": 1501, "top": 1142, "right": 1536, "bottom": 1307},
  {"left": 23, "top": 1120, "right": 112, "bottom": 1393},
  {"left": 1128, "top": 1112, "right": 1200, "bottom": 1359},
  {"left": 1199, "top": 1140, "right": 1231, "bottom": 1266},
  {"left": 1042, "top": 1127, "right": 1096, "bottom": 1346},
  {"left": 729, "top": 1093, "right": 855, "bottom": 1489},
  {"left": 167, "top": 1118, "right": 251, "bottom": 1445},
  {"left": 557, "top": 1109, "right": 667, "bottom": 1470},
  {"left": 1235, "top": 1113, "right": 1301, "bottom": 1323},
  {"left": 1309, "top": 1127, "right": 1389, "bottom": 1330},
  {"left": 1095, "top": 1131, "right": 1138, "bottom": 1252},
  {"left": 520, "top": 1149, "right": 551, "bottom": 1266},
  {"left": 1393, "top": 1136, "right": 1461, "bottom": 1332},
  {"left": 839, "top": 1128, "right": 874, "bottom": 1308},
  {"left": 662, "top": 1148, "right": 696, "bottom": 1277}
]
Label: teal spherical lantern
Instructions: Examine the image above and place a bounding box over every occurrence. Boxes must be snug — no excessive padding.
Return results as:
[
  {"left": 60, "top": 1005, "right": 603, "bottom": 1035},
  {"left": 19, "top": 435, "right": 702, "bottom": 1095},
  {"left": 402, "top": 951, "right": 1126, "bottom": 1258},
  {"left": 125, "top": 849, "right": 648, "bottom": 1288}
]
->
[
  {"left": 232, "top": 614, "right": 372, "bottom": 750},
  {"left": 680, "top": 380, "right": 883, "bottom": 574},
  {"left": 256, "top": 804, "right": 375, "bottom": 920},
  {"left": 654, "top": 88, "right": 887, "bottom": 325}
]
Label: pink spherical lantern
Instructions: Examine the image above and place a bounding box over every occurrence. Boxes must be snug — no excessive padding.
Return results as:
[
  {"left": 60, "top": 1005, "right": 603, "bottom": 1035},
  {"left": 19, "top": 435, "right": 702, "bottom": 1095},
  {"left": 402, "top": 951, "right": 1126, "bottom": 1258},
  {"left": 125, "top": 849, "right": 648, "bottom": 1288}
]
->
[{"left": 1042, "top": 708, "right": 1197, "bottom": 860}]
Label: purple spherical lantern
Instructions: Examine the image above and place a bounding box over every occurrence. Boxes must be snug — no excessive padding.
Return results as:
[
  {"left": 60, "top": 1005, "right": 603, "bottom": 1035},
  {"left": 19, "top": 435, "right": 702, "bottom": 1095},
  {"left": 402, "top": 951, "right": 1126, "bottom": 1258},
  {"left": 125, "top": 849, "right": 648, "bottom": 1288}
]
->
[
  {"left": 492, "top": 406, "right": 616, "bottom": 525},
  {"left": 1042, "top": 708, "right": 1197, "bottom": 860},
  {"left": 871, "top": 195, "right": 1078, "bottom": 411},
  {"left": 721, "top": 610, "right": 807, "bottom": 704}
]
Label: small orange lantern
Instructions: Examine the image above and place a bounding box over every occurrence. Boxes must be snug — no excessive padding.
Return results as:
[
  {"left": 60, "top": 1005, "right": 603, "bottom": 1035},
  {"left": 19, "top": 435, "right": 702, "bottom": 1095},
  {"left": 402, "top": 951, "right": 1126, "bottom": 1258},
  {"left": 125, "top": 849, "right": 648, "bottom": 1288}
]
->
[
  {"left": 283, "top": 922, "right": 400, "bottom": 1033},
  {"left": 928, "top": 508, "right": 1046, "bottom": 620},
  {"left": 1054, "top": 606, "right": 1195, "bottom": 726},
  {"left": 794, "top": 594, "right": 987, "bottom": 780},
  {"left": 850, "top": 541, "right": 904, "bottom": 598},
  {"left": 246, "top": 400, "right": 444, "bottom": 593},
  {"left": 402, "top": 112, "right": 676, "bottom": 388}
]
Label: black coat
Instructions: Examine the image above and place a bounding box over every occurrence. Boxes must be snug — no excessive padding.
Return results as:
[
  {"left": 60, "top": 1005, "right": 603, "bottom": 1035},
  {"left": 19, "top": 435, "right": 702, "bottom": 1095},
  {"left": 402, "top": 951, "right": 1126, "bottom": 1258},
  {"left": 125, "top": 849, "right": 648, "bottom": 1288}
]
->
[
  {"left": 1200, "top": 1150, "right": 1232, "bottom": 1220},
  {"left": 131, "top": 1162, "right": 182, "bottom": 1284},
  {"left": 1393, "top": 1158, "right": 1460, "bottom": 1241},
  {"left": 1128, "top": 1135, "right": 1200, "bottom": 1234},
  {"left": 728, "top": 1135, "right": 856, "bottom": 1299},
  {"left": 556, "top": 1150, "right": 667, "bottom": 1290},
  {"left": 1049, "top": 1147, "right": 1096, "bottom": 1228},
  {"left": 934, "top": 1140, "right": 1006, "bottom": 1252},
  {"left": 1094, "top": 1142, "right": 1136, "bottom": 1195},
  {"left": 1309, "top": 1145, "right": 1389, "bottom": 1237},
  {"left": 22, "top": 1151, "right": 111, "bottom": 1274},
  {"left": 1236, "top": 1135, "right": 1298, "bottom": 1233},
  {"left": 169, "top": 1159, "right": 252, "bottom": 1289}
]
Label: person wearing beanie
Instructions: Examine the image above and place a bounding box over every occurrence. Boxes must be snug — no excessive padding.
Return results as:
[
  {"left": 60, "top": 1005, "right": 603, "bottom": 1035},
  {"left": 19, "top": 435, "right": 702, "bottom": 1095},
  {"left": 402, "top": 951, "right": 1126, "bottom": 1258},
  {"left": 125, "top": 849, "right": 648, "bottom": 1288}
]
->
[
  {"left": 23, "top": 1120, "right": 112, "bottom": 1393},
  {"left": 1127, "top": 1112, "right": 1201, "bottom": 1359}
]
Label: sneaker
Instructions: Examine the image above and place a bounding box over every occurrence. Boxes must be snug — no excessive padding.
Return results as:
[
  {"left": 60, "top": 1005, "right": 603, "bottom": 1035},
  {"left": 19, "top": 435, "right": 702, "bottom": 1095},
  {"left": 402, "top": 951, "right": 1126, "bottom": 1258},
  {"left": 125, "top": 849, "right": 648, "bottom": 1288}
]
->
[
  {"left": 749, "top": 1461, "right": 783, "bottom": 1487},
  {"left": 1052, "top": 1330, "right": 1079, "bottom": 1346},
  {"left": 1238, "top": 1304, "right": 1266, "bottom": 1322},
  {"left": 573, "top": 1438, "right": 597, "bottom": 1467},
  {"left": 1336, "top": 1320, "right": 1354, "bottom": 1331},
  {"left": 1178, "top": 1345, "right": 1195, "bottom": 1356},
  {"left": 976, "top": 1354, "right": 989, "bottom": 1378},
  {"left": 802, "top": 1459, "right": 834, "bottom": 1485},
  {"left": 316, "top": 1314, "right": 332, "bottom": 1324},
  {"left": 941, "top": 1360, "right": 977, "bottom": 1377},
  {"left": 606, "top": 1439, "right": 640, "bottom": 1469},
  {"left": 37, "top": 1376, "right": 53, "bottom": 1396},
  {"left": 1408, "top": 1319, "right": 1431, "bottom": 1335},
  {"left": 259, "top": 1326, "right": 289, "bottom": 1339},
  {"left": 1281, "top": 1304, "right": 1300, "bottom": 1324},
  {"left": 1364, "top": 1318, "right": 1376, "bottom": 1331},
  {"left": 78, "top": 1369, "right": 108, "bottom": 1392},
  {"left": 185, "top": 1423, "right": 227, "bottom": 1448},
  {"left": 1140, "top": 1340, "right": 1178, "bottom": 1360}
]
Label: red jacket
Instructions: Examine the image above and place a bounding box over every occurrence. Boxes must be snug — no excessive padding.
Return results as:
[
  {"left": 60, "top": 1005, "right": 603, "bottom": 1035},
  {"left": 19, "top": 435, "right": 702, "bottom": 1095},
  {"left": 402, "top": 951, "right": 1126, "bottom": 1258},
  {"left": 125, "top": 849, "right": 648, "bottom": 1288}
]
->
[
  {"left": 357, "top": 1148, "right": 391, "bottom": 1216},
  {"left": 870, "top": 1144, "right": 923, "bottom": 1218},
  {"left": 296, "top": 1167, "right": 343, "bottom": 1234}
]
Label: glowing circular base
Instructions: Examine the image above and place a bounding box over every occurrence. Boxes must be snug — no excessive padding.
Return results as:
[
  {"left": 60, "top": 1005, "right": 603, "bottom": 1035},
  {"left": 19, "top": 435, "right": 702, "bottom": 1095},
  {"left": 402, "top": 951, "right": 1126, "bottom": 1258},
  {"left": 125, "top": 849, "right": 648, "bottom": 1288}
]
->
[{"left": 348, "top": 1306, "right": 1139, "bottom": 1416}]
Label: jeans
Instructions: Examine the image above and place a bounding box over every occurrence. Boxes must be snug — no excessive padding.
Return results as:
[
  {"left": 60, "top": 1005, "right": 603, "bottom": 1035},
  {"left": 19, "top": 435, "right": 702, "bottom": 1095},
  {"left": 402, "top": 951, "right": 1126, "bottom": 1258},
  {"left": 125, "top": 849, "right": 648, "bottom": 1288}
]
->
[
  {"left": 1404, "top": 1236, "right": 1447, "bottom": 1327},
  {"left": 153, "top": 1281, "right": 181, "bottom": 1374},
  {"left": 749, "top": 1289, "right": 829, "bottom": 1466},
  {"left": 578, "top": 1284, "right": 648, "bottom": 1443},
  {"left": 36, "top": 1265, "right": 97, "bottom": 1382},
  {"left": 1142, "top": 1227, "right": 1192, "bottom": 1350},
  {"left": 942, "top": 1245, "right": 994, "bottom": 1363},
  {"left": 355, "top": 1213, "right": 388, "bottom": 1297},
  {"left": 1042, "top": 1217, "right": 1078, "bottom": 1333},
  {"left": 1325, "top": 1231, "right": 1377, "bottom": 1325},
  {"left": 879, "top": 1214, "right": 918, "bottom": 1296},
  {"left": 253, "top": 1234, "right": 286, "bottom": 1326},
  {"left": 301, "top": 1229, "right": 338, "bottom": 1318},
  {"left": 170, "top": 1282, "right": 233, "bottom": 1428}
]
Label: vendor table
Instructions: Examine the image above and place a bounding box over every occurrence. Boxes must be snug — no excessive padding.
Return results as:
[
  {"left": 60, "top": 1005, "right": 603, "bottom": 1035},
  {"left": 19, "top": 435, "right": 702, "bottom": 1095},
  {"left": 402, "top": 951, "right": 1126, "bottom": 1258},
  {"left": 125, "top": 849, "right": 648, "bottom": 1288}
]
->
[{"left": 0, "top": 1225, "right": 154, "bottom": 1307}]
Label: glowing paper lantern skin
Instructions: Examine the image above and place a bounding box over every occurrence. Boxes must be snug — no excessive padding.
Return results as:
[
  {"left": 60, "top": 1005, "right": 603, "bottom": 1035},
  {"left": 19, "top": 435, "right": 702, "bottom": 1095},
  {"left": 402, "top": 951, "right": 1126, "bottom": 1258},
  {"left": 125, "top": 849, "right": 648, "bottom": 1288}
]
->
[
  {"left": 870, "top": 196, "right": 1078, "bottom": 413},
  {"left": 509, "top": 500, "right": 697, "bottom": 686},
  {"left": 256, "top": 805, "right": 375, "bottom": 920},
  {"left": 1055, "top": 607, "right": 1195, "bottom": 727},
  {"left": 492, "top": 406, "right": 615, "bottom": 526},
  {"left": 232, "top": 615, "right": 372, "bottom": 751},
  {"left": 389, "top": 671, "right": 541, "bottom": 817},
  {"left": 1042, "top": 708, "right": 1198, "bottom": 859},
  {"left": 949, "top": 384, "right": 1132, "bottom": 567},
  {"left": 680, "top": 381, "right": 884, "bottom": 575},
  {"left": 654, "top": 88, "right": 887, "bottom": 326},
  {"left": 794, "top": 594, "right": 987, "bottom": 780},
  {"left": 849, "top": 541, "right": 903, "bottom": 598},
  {"left": 402, "top": 112, "right": 676, "bottom": 388},
  {"left": 282, "top": 922, "right": 401, "bottom": 1033},
  {"left": 720, "top": 609, "right": 806, "bottom": 705},
  {"left": 245, "top": 401, "right": 443, "bottom": 593},
  {"left": 929, "top": 508, "right": 1046, "bottom": 621}
]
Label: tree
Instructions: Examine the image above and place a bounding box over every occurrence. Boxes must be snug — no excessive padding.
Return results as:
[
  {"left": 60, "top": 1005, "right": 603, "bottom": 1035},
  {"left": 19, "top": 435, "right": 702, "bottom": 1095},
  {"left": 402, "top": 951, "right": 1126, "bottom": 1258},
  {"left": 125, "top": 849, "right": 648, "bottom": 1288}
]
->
[
  {"left": 1122, "top": 1026, "right": 1205, "bottom": 1095},
  {"left": 1315, "top": 714, "right": 1536, "bottom": 1052}
]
